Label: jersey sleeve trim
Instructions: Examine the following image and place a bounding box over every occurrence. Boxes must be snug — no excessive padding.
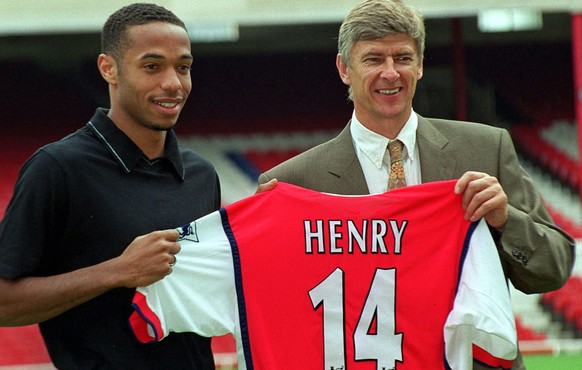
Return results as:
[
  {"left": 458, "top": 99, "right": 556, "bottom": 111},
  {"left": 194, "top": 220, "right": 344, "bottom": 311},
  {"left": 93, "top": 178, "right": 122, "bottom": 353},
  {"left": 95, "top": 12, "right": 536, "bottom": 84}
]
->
[
  {"left": 473, "top": 344, "right": 514, "bottom": 369},
  {"left": 129, "top": 291, "right": 165, "bottom": 344},
  {"left": 220, "top": 208, "right": 255, "bottom": 370},
  {"left": 455, "top": 220, "right": 479, "bottom": 294}
]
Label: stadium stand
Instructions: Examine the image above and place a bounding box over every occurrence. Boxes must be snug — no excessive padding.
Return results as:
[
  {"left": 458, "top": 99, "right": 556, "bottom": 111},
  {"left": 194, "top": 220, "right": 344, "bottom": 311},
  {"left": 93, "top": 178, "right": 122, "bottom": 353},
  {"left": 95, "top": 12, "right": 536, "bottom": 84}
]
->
[
  {"left": 512, "top": 123, "right": 580, "bottom": 191},
  {"left": 511, "top": 121, "right": 582, "bottom": 239},
  {"left": 540, "top": 276, "right": 582, "bottom": 337}
]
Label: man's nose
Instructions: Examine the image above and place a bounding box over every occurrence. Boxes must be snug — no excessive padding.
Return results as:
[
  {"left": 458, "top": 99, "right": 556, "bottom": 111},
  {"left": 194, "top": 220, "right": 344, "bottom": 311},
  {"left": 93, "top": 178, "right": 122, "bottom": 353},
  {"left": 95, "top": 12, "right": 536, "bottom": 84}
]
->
[
  {"left": 161, "top": 70, "right": 182, "bottom": 91},
  {"left": 380, "top": 59, "right": 400, "bottom": 81}
]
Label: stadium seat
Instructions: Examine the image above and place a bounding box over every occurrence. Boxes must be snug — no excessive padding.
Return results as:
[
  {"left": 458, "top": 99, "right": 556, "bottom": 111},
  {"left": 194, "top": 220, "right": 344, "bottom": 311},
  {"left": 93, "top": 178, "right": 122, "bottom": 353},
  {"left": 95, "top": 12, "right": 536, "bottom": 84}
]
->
[
  {"left": 540, "top": 276, "right": 582, "bottom": 333},
  {"left": 515, "top": 317, "right": 547, "bottom": 341}
]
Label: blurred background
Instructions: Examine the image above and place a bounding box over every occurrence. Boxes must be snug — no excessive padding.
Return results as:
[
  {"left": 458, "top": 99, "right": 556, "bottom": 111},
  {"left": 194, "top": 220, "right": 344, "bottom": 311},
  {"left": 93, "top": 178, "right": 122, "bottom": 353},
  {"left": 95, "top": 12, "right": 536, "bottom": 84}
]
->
[{"left": 1, "top": 1, "right": 582, "bottom": 369}]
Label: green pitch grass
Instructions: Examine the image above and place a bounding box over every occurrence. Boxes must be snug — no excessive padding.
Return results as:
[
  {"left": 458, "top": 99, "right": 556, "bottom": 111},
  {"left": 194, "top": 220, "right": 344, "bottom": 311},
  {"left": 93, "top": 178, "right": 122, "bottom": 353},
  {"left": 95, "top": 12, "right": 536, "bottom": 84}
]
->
[
  {"left": 524, "top": 353, "right": 582, "bottom": 369},
  {"left": 217, "top": 354, "right": 582, "bottom": 370}
]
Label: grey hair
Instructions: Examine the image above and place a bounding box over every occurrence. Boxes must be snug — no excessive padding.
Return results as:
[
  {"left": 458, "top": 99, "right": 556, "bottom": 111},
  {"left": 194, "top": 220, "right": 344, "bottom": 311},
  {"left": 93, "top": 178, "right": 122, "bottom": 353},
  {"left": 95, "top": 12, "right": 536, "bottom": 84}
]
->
[{"left": 338, "top": 0, "right": 425, "bottom": 68}]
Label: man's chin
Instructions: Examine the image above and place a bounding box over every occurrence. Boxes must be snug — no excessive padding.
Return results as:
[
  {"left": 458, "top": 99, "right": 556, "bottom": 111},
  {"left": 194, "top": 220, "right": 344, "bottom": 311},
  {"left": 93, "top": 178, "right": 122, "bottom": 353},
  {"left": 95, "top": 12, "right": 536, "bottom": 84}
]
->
[
  {"left": 153, "top": 125, "right": 175, "bottom": 132},
  {"left": 149, "top": 121, "right": 177, "bottom": 132}
]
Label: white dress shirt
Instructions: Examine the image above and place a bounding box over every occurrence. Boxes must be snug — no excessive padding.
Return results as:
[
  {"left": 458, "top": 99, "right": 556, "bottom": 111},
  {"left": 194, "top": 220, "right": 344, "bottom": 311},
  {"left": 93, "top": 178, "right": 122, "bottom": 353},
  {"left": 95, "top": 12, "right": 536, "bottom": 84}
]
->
[{"left": 350, "top": 111, "right": 421, "bottom": 194}]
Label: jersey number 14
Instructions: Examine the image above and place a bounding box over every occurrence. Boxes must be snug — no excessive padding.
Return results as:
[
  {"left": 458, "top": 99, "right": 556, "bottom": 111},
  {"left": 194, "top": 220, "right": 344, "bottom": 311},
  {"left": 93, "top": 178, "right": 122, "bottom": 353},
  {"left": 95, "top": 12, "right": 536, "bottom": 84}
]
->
[{"left": 309, "top": 268, "right": 403, "bottom": 370}]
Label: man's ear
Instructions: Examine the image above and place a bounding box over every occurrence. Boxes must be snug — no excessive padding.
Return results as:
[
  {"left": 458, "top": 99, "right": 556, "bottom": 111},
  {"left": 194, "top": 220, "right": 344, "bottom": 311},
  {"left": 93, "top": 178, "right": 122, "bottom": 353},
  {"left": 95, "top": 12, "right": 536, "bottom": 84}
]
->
[
  {"left": 336, "top": 53, "right": 351, "bottom": 86},
  {"left": 417, "top": 58, "right": 424, "bottom": 81},
  {"left": 97, "top": 54, "right": 118, "bottom": 85}
]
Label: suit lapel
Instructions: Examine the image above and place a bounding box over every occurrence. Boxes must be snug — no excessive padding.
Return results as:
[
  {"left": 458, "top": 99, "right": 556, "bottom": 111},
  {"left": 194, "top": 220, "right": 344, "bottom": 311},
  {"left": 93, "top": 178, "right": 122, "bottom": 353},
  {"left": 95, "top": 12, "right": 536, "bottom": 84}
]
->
[
  {"left": 326, "top": 123, "right": 369, "bottom": 194},
  {"left": 324, "top": 116, "right": 457, "bottom": 193},
  {"left": 416, "top": 115, "right": 456, "bottom": 182}
]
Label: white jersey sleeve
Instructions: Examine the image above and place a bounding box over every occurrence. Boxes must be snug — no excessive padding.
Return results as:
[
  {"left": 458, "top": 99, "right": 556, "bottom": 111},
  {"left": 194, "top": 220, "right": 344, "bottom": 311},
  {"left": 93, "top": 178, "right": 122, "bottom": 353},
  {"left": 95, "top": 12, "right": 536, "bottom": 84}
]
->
[
  {"left": 444, "top": 219, "right": 517, "bottom": 369},
  {"left": 130, "top": 211, "right": 237, "bottom": 341}
]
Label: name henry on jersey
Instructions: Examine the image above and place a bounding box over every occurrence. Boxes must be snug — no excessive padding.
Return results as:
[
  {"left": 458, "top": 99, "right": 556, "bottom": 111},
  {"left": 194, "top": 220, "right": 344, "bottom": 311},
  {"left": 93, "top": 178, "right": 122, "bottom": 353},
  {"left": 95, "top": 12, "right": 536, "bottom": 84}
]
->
[{"left": 303, "top": 219, "right": 408, "bottom": 255}]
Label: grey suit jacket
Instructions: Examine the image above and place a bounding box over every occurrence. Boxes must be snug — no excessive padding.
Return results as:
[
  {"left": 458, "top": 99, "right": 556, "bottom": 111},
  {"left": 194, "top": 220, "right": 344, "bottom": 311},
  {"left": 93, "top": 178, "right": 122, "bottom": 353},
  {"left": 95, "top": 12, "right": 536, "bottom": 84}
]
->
[{"left": 259, "top": 115, "right": 576, "bottom": 369}]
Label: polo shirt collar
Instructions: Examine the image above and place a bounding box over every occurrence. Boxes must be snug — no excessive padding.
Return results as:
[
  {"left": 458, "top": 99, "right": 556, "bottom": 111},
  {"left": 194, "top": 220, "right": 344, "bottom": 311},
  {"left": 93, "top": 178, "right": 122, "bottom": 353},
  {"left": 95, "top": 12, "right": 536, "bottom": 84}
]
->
[{"left": 87, "top": 108, "right": 185, "bottom": 180}]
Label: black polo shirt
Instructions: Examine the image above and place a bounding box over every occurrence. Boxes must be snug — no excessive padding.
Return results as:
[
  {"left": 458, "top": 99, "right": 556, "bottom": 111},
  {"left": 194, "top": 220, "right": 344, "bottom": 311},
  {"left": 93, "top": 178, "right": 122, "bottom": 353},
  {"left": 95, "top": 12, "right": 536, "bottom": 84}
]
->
[{"left": 0, "top": 108, "right": 221, "bottom": 369}]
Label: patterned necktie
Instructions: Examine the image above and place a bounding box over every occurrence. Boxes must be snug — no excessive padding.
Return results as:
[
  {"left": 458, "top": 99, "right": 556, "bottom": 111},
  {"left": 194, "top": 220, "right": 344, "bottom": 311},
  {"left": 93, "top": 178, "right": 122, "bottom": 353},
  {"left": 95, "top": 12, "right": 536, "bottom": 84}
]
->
[{"left": 387, "top": 139, "right": 407, "bottom": 190}]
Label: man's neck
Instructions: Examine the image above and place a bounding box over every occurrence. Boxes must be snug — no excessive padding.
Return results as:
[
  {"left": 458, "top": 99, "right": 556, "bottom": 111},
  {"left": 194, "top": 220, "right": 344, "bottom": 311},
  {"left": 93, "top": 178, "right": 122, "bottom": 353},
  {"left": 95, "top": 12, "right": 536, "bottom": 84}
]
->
[{"left": 107, "top": 110, "right": 167, "bottom": 159}]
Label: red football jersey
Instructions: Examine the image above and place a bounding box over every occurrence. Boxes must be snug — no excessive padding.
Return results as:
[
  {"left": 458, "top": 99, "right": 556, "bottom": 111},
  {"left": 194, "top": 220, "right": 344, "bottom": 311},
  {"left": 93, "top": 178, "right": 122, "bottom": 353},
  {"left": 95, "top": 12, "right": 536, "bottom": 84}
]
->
[{"left": 130, "top": 181, "right": 517, "bottom": 370}]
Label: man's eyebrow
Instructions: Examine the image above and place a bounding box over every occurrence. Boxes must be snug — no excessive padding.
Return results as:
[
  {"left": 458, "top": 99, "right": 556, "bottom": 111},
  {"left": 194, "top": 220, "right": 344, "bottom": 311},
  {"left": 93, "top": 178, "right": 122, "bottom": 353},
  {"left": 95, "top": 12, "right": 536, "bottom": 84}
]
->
[
  {"left": 140, "top": 53, "right": 164, "bottom": 60},
  {"left": 139, "top": 53, "right": 193, "bottom": 61},
  {"left": 362, "top": 50, "right": 382, "bottom": 57},
  {"left": 179, "top": 54, "right": 194, "bottom": 61},
  {"left": 359, "top": 50, "right": 382, "bottom": 60}
]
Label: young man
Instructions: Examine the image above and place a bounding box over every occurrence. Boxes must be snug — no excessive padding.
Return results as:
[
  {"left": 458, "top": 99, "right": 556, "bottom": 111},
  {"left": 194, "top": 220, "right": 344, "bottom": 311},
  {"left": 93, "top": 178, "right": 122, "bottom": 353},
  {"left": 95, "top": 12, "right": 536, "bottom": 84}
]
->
[
  {"left": 258, "top": 1, "right": 575, "bottom": 369},
  {"left": 0, "top": 4, "right": 220, "bottom": 369}
]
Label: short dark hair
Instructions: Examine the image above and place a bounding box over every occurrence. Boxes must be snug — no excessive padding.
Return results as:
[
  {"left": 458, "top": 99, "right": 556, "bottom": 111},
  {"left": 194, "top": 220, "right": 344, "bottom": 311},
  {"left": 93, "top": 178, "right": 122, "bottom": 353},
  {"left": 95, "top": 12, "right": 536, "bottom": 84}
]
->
[{"left": 101, "top": 3, "right": 187, "bottom": 62}]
